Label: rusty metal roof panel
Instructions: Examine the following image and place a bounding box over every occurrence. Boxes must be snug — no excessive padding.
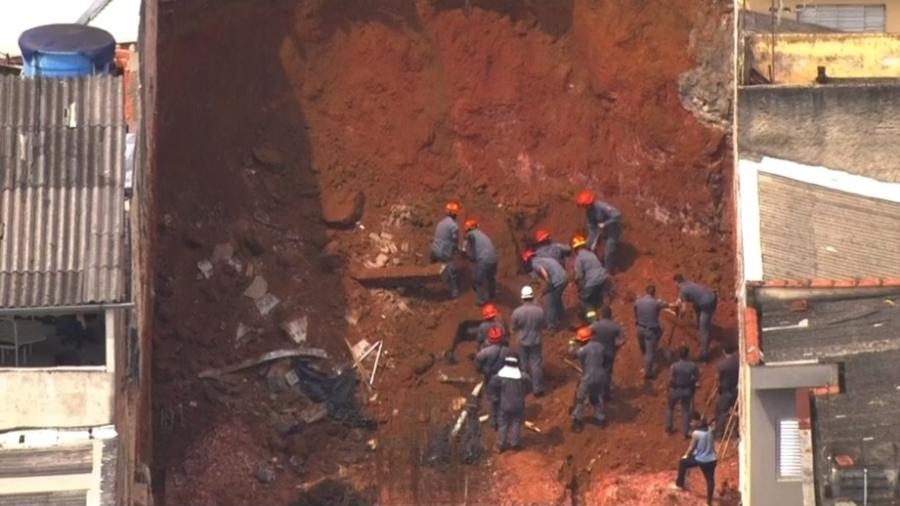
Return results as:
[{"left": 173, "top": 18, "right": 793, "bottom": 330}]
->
[
  {"left": 758, "top": 173, "right": 900, "bottom": 280},
  {"left": 0, "top": 75, "right": 126, "bottom": 308}
]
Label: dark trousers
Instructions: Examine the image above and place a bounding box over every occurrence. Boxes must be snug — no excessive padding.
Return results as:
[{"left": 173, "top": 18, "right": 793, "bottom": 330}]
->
[
  {"left": 588, "top": 222, "right": 620, "bottom": 271},
  {"left": 543, "top": 283, "right": 566, "bottom": 330},
  {"left": 432, "top": 253, "right": 459, "bottom": 297},
  {"left": 472, "top": 260, "right": 497, "bottom": 304},
  {"left": 677, "top": 457, "right": 717, "bottom": 505},
  {"left": 637, "top": 326, "right": 662, "bottom": 378},
  {"left": 578, "top": 282, "right": 606, "bottom": 317},
  {"left": 572, "top": 377, "right": 607, "bottom": 423},
  {"left": 666, "top": 388, "right": 694, "bottom": 436},
  {"left": 695, "top": 298, "right": 717, "bottom": 360},
  {"left": 496, "top": 409, "right": 524, "bottom": 450},
  {"left": 603, "top": 352, "right": 617, "bottom": 398},
  {"left": 715, "top": 390, "right": 737, "bottom": 435},
  {"left": 519, "top": 344, "right": 543, "bottom": 394}
]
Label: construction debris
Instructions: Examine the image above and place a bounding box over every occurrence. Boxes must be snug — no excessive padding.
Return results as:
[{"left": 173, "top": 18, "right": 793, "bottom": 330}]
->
[
  {"left": 197, "top": 347, "right": 328, "bottom": 379},
  {"left": 255, "top": 293, "right": 280, "bottom": 317},
  {"left": 351, "top": 264, "right": 445, "bottom": 287},
  {"left": 281, "top": 316, "right": 309, "bottom": 344},
  {"left": 299, "top": 404, "right": 329, "bottom": 425},
  {"left": 251, "top": 143, "right": 285, "bottom": 170},
  {"left": 438, "top": 371, "right": 479, "bottom": 384},
  {"left": 197, "top": 259, "right": 213, "bottom": 279},
  {"left": 243, "top": 275, "right": 268, "bottom": 299}
]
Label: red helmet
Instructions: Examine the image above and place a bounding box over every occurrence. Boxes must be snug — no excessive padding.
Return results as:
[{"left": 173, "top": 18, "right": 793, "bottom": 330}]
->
[
  {"left": 576, "top": 190, "right": 595, "bottom": 207},
  {"left": 575, "top": 326, "right": 593, "bottom": 343},
  {"left": 521, "top": 249, "right": 536, "bottom": 263},
  {"left": 464, "top": 218, "right": 478, "bottom": 231},
  {"left": 481, "top": 303, "right": 499, "bottom": 320},
  {"left": 445, "top": 201, "right": 461, "bottom": 215},
  {"left": 487, "top": 326, "right": 504, "bottom": 344},
  {"left": 534, "top": 228, "right": 551, "bottom": 243}
]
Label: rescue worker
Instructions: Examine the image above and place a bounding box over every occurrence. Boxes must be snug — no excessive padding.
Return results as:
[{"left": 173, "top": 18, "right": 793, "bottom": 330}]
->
[
  {"left": 673, "top": 273, "right": 717, "bottom": 361},
  {"left": 588, "top": 305, "right": 623, "bottom": 400},
  {"left": 533, "top": 229, "right": 571, "bottom": 265},
  {"left": 714, "top": 341, "right": 739, "bottom": 437},
  {"left": 666, "top": 346, "right": 699, "bottom": 438},
  {"left": 633, "top": 284, "right": 669, "bottom": 379},
  {"left": 511, "top": 285, "right": 546, "bottom": 396},
  {"left": 487, "top": 356, "right": 532, "bottom": 453},
  {"left": 476, "top": 303, "right": 507, "bottom": 349},
  {"left": 474, "top": 324, "right": 512, "bottom": 383},
  {"left": 571, "top": 233, "right": 611, "bottom": 317},
  {"left": 463, "top": 218, "right": 498, "bottom": 305},
  {"left": 675, "top": 412, "right": 718, "bottom": 505},
  {"left": 522, "top": 249, "right": 568, "bottom": 331},
  {"left": 475, "top": 329, "right": 512, "bottom": 430},
  {"left": 569, "top": 326, "right": 608, "bottom": 433},
  {"left": 575, "top": 189, "right": 621, "bottom": 271},
  {"left": 431, "top": 201, "right": 461, "bottom": 298}
]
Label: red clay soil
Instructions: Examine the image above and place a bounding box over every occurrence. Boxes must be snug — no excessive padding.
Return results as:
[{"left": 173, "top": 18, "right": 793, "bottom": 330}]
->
[{"left": 153, "top": 0, "right": 736, "bottom": 504}]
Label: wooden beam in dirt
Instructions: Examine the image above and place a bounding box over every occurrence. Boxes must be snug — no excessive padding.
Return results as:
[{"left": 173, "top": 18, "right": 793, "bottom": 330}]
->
[{"left": 350, "top": 264, "right": 445, "bottom": 287}]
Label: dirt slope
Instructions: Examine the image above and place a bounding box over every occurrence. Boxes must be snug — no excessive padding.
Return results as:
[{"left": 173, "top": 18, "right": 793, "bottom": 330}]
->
[{"left": 153, "top": 1, "right": 736, "bottom": 504}]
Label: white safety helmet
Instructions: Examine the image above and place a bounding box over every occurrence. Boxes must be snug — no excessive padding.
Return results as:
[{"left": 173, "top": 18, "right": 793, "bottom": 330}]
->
[{"left": 520, "top": 285, "right": 534, "bottom": 300}]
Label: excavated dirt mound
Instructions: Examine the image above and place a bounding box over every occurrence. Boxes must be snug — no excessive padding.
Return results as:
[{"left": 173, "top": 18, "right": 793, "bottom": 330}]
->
[{"left": 154, "top": 0, "right": 735, "bottom": 504}]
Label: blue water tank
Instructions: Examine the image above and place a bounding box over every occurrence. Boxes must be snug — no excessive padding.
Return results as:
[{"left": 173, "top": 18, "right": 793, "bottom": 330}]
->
[{"left": 18, "top": 24, "right": 116, "bottom": 77}]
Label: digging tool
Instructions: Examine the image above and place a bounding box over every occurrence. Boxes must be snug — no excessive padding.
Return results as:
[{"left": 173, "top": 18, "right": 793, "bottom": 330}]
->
[
  {"left": 701, "top": 378, "right": 719, "bottom": 420},
  {"left": 450, "top": 381, "right": 484, "bottom": 439},
  {"left": 504, "top": 215, "right": 526, "bottom": 275}
]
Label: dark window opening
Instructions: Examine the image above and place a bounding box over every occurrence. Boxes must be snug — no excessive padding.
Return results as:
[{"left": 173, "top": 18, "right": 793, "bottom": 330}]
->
[{"left": 0, "top": 313, "right": 106, "bottom": 367}]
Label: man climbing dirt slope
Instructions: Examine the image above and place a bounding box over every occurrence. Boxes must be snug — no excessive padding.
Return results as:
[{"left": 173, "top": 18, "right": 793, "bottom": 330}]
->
[{"left": 153, "top": 0, "right": 736, "bottom": 504}]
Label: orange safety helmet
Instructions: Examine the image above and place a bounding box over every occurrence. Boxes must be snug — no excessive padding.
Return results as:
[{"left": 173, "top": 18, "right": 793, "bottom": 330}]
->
[
  {"left": 575, "top": 190, "right": 595, "bottom": 207},
  {"left": 570, "top": 233, "right": 587, "bottom": 250},
  {"left": 575, "top": 326, "right": 593, "bottom": 343},
  {"left": 521, "top": 249, "right": 536, "bottom": 263},
  {"left": 445, "top": 201, "right": 461, "bottom": 215},
  {"left": 481, "top": 303, "right": 499, "bottom": 320},
  {"left": 487, "top": 326, "right": 504, "bottom": 344},
  {"left": 464, "top": 218, "right": 479, "bottom": 231},
  {"left": 534, "top": 228, "right": 551, "bottom": 243}
]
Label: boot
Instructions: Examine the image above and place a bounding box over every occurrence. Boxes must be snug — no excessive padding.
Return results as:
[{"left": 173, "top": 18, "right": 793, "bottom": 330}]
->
[{"left": 571, "top": 419, "right": 584, "bottom": 433}]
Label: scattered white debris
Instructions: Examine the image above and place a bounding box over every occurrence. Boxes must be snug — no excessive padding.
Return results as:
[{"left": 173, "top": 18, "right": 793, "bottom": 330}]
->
[
  {"left": 255, "top": 293, "right": 280, "bottom": 316},
  {"left": 197, "top": 259, "right": 214, "bottom": 279},
  {"left": 282, "top": 316, "right": 309, "bottom": 344},
  {"left": 824, "top": 246, "right": 838, "bottom": 253},
  {"left": 243, "top": 275, "right": 268, "bottom": 299}
]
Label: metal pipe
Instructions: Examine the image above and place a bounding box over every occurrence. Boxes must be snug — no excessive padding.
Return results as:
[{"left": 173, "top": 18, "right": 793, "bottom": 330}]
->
[{"left": 0, "top": 302, "right": 134, "bottom": 316}]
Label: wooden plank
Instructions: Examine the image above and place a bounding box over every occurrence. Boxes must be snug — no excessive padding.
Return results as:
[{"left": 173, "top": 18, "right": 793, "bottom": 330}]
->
[
  {"left": 0, "top": 445, "right": 92, "bottom": 478},
  {"left": 350, "top": 264, "right": 445, "bottom": 287}
]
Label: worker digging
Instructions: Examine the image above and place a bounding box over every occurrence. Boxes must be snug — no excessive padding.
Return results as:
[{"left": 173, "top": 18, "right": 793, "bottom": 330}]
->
[{"left": 152, "top": 2, "right": 739, "bottom": 502}]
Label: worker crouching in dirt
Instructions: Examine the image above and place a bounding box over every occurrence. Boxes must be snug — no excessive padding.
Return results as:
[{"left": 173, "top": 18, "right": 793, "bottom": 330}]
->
[
  {"left": 587, "top": 306, "right": 623, "bottom": 401},
  {"left": 511, "top": 285, "right": 546, "bottom": 396},
  {"left": 572, "top": 233, "right": 611, "bottom": 319},
  {"left": 463, "top": 218, "right": 498, "bottom": 305},
  {"left": 576, "top": 189, "right": 621, "bottom": 272},
  {"left": 522, "top": 249, "right": 568, "bottom": 331},
  {"left": 568, "top": 326, "right": 609, "bottom": 433},
  {"left": 633, "top": 284, "right": 670, "bottom": 380},
  {"left": 533, "top": 228, "right": 571, "bottom": 265},
  {"left": 431, "top": 201, "right": 461, "bottom": 298},
  {"left": 666, "top": 346, "right": 699, "bottom": 438},
  {"left": 674, "top": 412, "right": 718, "bottom": 505},
  {"left": 488, "top": 356, "right": 532, "bottom": 453}
]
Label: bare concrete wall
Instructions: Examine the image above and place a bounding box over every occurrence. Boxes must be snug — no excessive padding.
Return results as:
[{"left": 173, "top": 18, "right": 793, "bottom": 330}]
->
[
  {"left": 739, "top": 84, "right": 900, "bottom": 182},
  {"left": 0, "top": 371, "right": 114, "bottom": 430}
]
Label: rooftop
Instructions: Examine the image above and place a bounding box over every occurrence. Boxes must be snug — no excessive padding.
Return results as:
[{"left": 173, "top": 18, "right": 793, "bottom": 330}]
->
[{"left": 0, "top": 75, "right": 128, "bottom": 308}]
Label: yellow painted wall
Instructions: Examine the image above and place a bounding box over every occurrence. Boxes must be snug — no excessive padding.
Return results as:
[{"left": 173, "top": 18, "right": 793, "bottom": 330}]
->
[
  {"left": 743, "top": 0, "right": 900, "bottom": 33},
  {"left": 746, "top": 33, "right": 900, "bottom": 83}
]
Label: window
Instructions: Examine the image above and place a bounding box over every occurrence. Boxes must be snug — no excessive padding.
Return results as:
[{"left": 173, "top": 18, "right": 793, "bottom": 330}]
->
[
  {"left": 779, "top": 418, "right": 803, "bottom": 480},
  {"left": 0, "top": 313, "right": 106, "bottom": 367},
  {"left": 797, "top": 4, "right": 886, "bottom": 32}
]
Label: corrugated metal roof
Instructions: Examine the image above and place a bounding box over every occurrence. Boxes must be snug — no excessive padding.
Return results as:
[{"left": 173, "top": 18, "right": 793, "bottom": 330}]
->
[
  {"left": 758, "top": 173, "right": 900, "bottom": 280},
  {"left": 0, "top": 75, "right": 126, "bottom": 308}
]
